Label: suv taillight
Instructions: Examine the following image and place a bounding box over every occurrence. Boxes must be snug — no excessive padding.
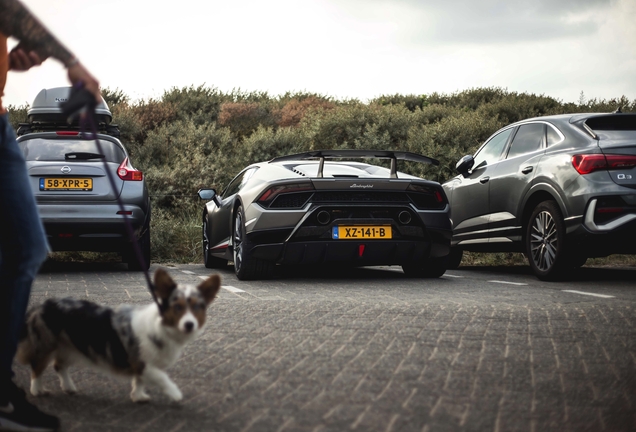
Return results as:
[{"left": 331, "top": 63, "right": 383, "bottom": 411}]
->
[
  {"left": 572, "top": 154, "right": 636, "bottom": 175},
  {"left": 117, "top": 157, "right": 143, "bottom": 181}
]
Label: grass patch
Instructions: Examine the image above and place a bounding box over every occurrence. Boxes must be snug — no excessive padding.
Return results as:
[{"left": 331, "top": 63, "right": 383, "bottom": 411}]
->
[
  {"left": 461, "top": 252, "right": 528, "bottom": 267},
  {"left": 151, "top": 207, "right": 204, "bottom": 263},
  {"left": 460, "top": 251, "right": 636, "bottom": 268},
  {"left": 586, "top": 255, "right": 636, "bottom": 268},
  {"left": 47, "top": 251, "right": 122, "bottom": 263}
]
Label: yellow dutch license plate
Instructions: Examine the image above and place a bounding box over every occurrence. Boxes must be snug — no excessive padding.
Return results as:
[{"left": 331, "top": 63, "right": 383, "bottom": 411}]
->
[
  {"left": 40, "top": 178, "right": 93, "bottom": 191},
  {"left": 333, "top": 226, "right": 392, "bottom": 239}
]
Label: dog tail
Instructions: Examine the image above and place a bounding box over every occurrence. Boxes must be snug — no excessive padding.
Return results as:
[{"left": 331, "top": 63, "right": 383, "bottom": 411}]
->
[{"left": 16, "top": 302, "right": 57, "bottom": 366}]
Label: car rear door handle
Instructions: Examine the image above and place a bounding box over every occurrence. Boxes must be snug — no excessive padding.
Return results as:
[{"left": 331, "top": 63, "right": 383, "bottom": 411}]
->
[
  {"left": 479, "top": 177, "right": 490, "bottom": 184},
  {"left": 522, "top": 166, "right": 533, "bottom": 174}
]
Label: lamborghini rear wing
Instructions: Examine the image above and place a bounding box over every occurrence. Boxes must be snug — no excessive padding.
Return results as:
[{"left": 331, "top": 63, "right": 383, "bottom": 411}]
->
[{"left": 269, "top": 150, "right": 439, "bottom": 178}]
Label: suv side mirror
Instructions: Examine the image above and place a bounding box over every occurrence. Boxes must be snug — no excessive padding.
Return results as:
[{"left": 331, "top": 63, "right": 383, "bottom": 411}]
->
[
  {"left": 456, "top": 155, "right": 475, "bottom": 175},
  {"left": 198, "top": 188, "right": 222, "bottom": 207}
]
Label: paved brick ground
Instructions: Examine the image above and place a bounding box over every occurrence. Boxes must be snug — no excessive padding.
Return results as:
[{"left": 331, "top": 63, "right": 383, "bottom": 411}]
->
[{"left": 12, "top": 262, "right": 636, "bottom": 432}]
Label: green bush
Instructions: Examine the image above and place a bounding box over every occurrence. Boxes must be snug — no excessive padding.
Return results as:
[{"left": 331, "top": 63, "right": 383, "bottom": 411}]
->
[
  {"left": 218, "top": 102, "right": 276, "bottom": 138},
  {"left": 6, "top": 104, "right": 28, "bottom": 130},
  {"left": 101, "top": 87, "right": 130, "bottom": 110},
  {"left": 161, "top": 85, "right": 227, "bottom": 125},
  {"left": 372, "top": 93, "right": 428, "bottom": 112},
  {"left": 299, "top": 102, "right": 414, "bottom": 151},
  {"left": 406, "top": 111, "right": 503, "bottom": 182},
  {"left": 275, "top": 96, "right": 335, "bottom": 127},
  {"left": 136, "top": 120, "right": 237, "bottom": 214}
]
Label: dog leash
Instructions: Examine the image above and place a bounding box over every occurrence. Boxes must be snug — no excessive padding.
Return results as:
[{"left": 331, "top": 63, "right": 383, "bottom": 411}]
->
[{"left": 60, "top": 85, "right": 159, "bottom": 308}]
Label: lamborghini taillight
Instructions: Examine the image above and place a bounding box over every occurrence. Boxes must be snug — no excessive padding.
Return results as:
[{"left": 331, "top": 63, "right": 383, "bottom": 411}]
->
[{"left": 257, "top": 182, "right": 314, "bottom": 207}]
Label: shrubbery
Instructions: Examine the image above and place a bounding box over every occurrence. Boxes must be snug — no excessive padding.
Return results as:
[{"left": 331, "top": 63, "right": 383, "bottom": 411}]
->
[{"left": 7, "top": 87, "right": 634, "bottom": 263}]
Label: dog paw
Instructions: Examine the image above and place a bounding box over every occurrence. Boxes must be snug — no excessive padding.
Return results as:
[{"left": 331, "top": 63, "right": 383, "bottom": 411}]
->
[
  {"left": 61, "top": 382, "right": 77, "bottom": 394},
  {"left": 166, "top": 387, "right": 183, "bottom": 403},
  {"left": 131, "top": 391, "right": 151, "bottom": 403},
  {"left": 30, "top": 387, "right": 50, "bottom": 397},
  {"left": 30, "top": 381, "right": 49, "bottom": 397}
]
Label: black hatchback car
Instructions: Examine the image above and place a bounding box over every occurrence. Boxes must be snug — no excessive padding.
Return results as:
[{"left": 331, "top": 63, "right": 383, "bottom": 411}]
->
[{"left": 443, "top": 112, "right": 636, "bottom": 280}]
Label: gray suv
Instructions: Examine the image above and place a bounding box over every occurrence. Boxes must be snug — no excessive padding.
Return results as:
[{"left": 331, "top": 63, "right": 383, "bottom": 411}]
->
[
  {"left": 443, "top": 112, "right": 636, "bottom": 280},
  {"left": 16, "top": 87, "right": 151, "bottom": 270}
]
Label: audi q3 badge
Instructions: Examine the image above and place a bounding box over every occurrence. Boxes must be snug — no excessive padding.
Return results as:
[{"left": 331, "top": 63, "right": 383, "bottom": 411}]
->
[
  {"left": 617, "top": 174, "right": 632, "bottom": 180},
  {"left": 61, "top": 166, "right": 72, "bottom": 174}
]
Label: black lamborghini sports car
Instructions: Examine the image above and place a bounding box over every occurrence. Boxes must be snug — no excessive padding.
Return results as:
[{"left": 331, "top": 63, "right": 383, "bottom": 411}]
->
[{"left": 198, "top": 150, "right": 452, "bottom": 280}]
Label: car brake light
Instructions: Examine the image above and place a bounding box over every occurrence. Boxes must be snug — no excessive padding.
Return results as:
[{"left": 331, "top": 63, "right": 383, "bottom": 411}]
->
[
  {"left": 258, "top": 182, "right": 314, "bottom": 204},
  {"left": 407, "top": 184, "right": 446, "bottom": 204},
  {"left": 117, "top": 157, "right": 143, "bottom": 181},
  {"left": 606, "top": 154, "right": 636, "bottom": 169},
  {"left": 572, "top": 154, "right": 636, "bottom": 175},
  {"left": 56, "top": 131, "right": 79, "bottom": 136}
]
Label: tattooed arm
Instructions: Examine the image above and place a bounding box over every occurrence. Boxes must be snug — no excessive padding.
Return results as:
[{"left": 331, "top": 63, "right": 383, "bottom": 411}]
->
[
  {"left": 0, "top": 0, "right": 74, "bottom": 66},
  {"left": 0, "top": 0, "right": 101, "bottom": 100}
]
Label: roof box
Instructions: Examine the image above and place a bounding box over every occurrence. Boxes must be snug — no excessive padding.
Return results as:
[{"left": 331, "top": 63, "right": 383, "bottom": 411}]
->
[{"left": 28, "top": 87, "right": 112, "bottom": 125}]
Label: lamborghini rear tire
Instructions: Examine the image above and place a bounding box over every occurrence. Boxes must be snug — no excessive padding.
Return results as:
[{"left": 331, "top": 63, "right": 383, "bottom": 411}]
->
[
  {"left": 233, "top": 205, "right": 274, "bottom": 280},
  {"left": 447, "top": 247, "right": 463, "bottom": 270}
]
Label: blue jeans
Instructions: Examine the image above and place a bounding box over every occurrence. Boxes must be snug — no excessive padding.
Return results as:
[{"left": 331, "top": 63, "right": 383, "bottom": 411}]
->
[{"left": 0, "top": 113, "right": 49, "bottom": 383}]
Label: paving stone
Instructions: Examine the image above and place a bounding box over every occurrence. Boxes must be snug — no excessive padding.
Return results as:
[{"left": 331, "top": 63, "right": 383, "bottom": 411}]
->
[{"left": 11, "top": 262, "right": 636, "bottom": 431}]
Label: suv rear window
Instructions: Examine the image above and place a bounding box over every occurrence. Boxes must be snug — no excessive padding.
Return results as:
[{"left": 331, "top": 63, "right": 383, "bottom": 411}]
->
[
  {"left": 586, "top": 115, "right": 636, "bottom": 140},
  {"left": 18, "top": 138, "right": 126, "bottom": 163}
]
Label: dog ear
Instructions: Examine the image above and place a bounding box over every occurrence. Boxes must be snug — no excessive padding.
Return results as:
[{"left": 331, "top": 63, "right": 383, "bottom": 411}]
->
[
  {"left": 197, "top": 274, "right": 221, "bottom": 305},
  {"left": 153, "top": 268, "right": 177, "bottom": 300}
]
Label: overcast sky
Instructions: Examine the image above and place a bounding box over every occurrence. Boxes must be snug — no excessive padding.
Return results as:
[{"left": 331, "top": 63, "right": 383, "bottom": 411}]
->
[{"left": 4, "top": 0, "right": 635, "bottom": 107}]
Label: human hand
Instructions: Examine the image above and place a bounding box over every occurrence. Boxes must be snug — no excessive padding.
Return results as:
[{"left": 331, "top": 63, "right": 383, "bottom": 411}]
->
[
  {"left": 66, "top": 62, "right": 102, "bottom": 104},
  {"left": 8, "top": 47, "right": 45, "bottom": 72}
]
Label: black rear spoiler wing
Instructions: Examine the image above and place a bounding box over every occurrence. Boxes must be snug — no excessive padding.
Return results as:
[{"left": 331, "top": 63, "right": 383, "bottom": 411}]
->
[{"left": 269, "top": 150, "right": 439, "bottom": 179}]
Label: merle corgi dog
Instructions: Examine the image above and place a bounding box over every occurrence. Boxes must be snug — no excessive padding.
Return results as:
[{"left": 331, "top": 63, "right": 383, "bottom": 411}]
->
[{"left": 17, "top": 268, "right": 221, "bottom": 403}]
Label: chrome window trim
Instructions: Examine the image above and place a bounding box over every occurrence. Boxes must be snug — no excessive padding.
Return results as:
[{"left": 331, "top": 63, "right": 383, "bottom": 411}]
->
[
  {"left": 505, "top": 121, "right": 566, "bottom": 156},
  {"left": 545, "top": 122, "right": 566, "bottom": 146},
  {"left": 583, "top": 123, "right": 598, "bottom": 139},
  {"left": 472, "top": 125, "right": 516, "bottom": 162}
]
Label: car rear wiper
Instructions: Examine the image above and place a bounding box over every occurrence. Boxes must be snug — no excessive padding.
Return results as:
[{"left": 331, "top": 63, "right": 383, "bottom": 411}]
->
[{"left": 65, "top": 152, "right": 105, "bottom": 160}]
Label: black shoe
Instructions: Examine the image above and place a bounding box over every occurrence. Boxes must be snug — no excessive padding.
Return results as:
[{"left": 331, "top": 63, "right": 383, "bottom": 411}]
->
[{"left": 0, "top": 380, "right": 60, "bottom": 432}]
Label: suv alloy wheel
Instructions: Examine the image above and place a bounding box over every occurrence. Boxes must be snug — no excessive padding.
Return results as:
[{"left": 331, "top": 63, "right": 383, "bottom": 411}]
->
[{"left": 526, "top": 201, "right": 568, "bottom": 281}]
